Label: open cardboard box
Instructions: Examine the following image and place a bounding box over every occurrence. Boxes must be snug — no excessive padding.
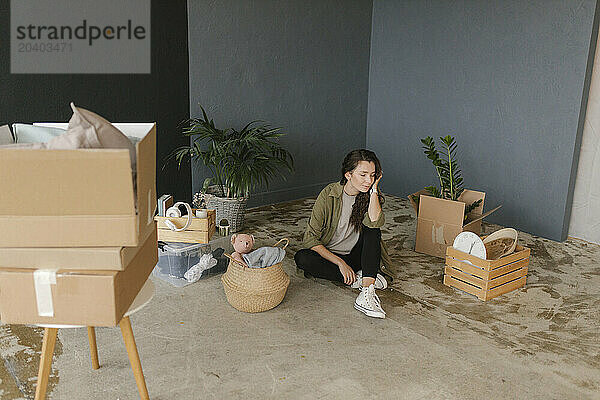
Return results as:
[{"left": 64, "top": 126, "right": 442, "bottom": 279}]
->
[
  {"left": 0, "top": 228, "right": 158, "bottom": 327},
  {"left": 409, "top": 189, "right": 501, "bottom": 258},
  {"left": 0, "top": 123, "right": 156, "bottom": 248}
]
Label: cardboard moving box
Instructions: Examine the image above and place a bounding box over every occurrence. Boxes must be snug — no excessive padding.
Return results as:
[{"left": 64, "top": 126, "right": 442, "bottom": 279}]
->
[
  {"left": 0, "top": 238, "right": 144, "bottom": 272},
  {"left": 0, "top": 225, "right": 155, "bottom": 271},
  {"left": 0, "top": 123, "right": 157, "bottom": 248},
  {"left": 409, "top": 189, "right": 500, "bottom": 258},
  {"left": 0, "top": 229, "right": 158, "bottom": 327}
]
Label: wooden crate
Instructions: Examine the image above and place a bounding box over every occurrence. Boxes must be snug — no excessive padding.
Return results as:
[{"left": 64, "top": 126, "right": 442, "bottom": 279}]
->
[
  {"left": 155, "top": 209, "right": 216, "bottom": 243},
  {"left": 444, "top": 243, "right": 530, "bottom": 301}
]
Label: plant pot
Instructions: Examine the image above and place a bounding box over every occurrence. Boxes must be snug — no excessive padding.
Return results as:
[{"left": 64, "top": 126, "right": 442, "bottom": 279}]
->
[{"left": 199, "top": 186, "right": 247, "bottom": 233}]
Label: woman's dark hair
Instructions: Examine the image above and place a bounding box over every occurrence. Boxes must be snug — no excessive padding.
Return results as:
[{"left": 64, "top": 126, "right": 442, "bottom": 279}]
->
[{"left": 339, "top": 149, "right": 384, "bottom": 232}]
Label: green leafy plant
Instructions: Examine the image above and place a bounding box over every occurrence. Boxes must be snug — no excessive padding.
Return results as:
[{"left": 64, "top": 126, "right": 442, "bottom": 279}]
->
[
  {"left": 167, "top": 105, "right": 294, "bottom": 198},
  {"left": 413, "top": 135, "right": 482, "bottom": 219}
]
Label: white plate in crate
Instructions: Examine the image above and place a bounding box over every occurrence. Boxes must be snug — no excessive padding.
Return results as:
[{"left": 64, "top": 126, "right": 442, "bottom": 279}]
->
[{"left": 452, "top": 232, "right": 486, "bottom": 261}]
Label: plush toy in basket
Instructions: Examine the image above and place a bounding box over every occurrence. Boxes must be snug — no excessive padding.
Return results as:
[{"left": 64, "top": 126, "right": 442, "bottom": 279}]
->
[{"left": 222, "top": 237, "right": 290, "bottom": 313}]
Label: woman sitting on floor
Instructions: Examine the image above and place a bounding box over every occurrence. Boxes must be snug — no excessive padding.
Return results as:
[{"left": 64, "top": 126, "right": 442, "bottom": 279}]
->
[{"left": 294, "top": 149, "right": 391, "bottom": 319}]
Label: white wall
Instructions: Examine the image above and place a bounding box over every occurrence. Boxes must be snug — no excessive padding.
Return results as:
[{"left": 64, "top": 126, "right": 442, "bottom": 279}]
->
[{"left": 569, "top": 33, "right": 600, "bottom": 244}]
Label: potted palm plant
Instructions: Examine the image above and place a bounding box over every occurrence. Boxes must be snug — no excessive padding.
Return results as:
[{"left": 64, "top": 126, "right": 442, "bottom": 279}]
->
[{"left": 168, "top": 106, "right": 294, "bottom": 232}]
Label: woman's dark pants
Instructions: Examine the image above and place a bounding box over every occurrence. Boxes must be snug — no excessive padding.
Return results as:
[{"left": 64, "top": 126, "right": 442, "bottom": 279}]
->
[{"left": 294, "top": 226, "right": 381, "bottom": 282}]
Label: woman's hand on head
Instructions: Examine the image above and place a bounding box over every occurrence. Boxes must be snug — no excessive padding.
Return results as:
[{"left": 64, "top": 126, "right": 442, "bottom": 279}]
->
[
  {"left": 373, "top": 170, "right": 383, "bottom": 191},
  {"left": 337, "top": 260, "right": 356, "bottom": 285}
]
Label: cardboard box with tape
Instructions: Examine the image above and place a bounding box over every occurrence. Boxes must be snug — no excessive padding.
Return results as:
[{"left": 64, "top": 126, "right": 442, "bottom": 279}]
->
[
  {"left": 0, "top": 228, "right": 158, "bottom": 327},
  {"left": 409, "top": 189, "right": 500, "bottom": 258}
]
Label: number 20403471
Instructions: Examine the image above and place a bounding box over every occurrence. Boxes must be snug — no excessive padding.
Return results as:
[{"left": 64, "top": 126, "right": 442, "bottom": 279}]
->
[{"left": 17, "top": 42, "right": 72, "bottom": 52}]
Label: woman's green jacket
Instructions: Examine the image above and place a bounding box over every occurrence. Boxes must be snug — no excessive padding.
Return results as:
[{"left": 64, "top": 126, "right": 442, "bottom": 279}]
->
[{"left": 302, "top": 182, "right": 393, "bottom": 272}]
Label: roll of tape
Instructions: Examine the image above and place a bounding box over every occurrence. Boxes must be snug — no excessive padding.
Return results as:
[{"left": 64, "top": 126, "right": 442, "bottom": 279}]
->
[
  {"left": 166, "top": 207, "right": 181, "bottom": 218},
  {"left": 165, "top": 202, "right": 193, "bottom": 231}
]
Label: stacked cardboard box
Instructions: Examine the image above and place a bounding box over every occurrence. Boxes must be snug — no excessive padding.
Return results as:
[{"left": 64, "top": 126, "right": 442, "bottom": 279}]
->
[{"left": 0, "top": 123, "right": 158, "bottom": 326}]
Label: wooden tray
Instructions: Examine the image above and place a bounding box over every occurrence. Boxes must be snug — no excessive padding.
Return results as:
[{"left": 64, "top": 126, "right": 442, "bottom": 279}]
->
[{"left": 155, "top": 209, "right": 216, "bottom": 244}]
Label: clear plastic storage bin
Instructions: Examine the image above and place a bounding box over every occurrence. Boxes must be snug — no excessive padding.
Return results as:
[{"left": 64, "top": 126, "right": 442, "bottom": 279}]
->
[{"left": 156, "top": 242, "right": 213, "bottom": 278}]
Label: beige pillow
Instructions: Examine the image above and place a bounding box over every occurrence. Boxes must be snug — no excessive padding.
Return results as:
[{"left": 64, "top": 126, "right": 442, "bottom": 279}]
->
[{"left": 63, "top": 102, "right": 136, "bottom": 171}]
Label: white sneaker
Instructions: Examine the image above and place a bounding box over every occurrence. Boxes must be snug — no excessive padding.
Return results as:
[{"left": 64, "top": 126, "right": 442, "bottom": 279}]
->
[
  {"left": 354, "top": 284, "right": 386, "bottom": 318},
  {"left": 350, "top": 270, "right": 388, "bottom": 290}
]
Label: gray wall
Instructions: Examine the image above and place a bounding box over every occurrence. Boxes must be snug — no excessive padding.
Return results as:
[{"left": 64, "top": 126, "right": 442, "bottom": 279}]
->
[
  {"left": 367, "top": 0, "right": 599, "bottom": 241},
  {"left": 187, "top": 0, "right": 373, "bottom": 207}
]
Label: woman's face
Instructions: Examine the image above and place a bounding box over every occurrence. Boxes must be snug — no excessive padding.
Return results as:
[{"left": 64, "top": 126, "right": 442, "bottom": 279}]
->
[{"left": 345, "top": 161, "right": 376, "bottom": 193}]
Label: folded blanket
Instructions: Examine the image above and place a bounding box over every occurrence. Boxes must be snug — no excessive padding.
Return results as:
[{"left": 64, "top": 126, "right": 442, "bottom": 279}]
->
[{"left": 242, "top": 246, "right": 285, "bottom": 268}]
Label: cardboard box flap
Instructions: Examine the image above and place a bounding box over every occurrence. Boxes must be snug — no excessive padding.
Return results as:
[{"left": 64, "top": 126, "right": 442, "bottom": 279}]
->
[
  {"left": 0, "top": 149, "right": 134, "bottom": 216},
  {"left": 134, "top": 124, "right": 157, "bottom": 241},
  {"left": 458, "top": 189, "right": 485, "bottom": 217},
  {"left": 408, "top": 189, "right": 430, "bottom": 214},
  {"left": 418, "top": 194, "right": 465, "bottom": 225},
  {"left": 463, "top": 205, "right": 502, "bottom": 229}
]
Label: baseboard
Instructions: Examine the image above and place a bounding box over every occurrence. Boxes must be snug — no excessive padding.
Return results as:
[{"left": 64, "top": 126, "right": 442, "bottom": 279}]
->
[
  {"left": 567, "top": 235, "right": 600, "bottom": 245},
  {"left": 246, "top": 182, "right": 331, "bottom": 209}
]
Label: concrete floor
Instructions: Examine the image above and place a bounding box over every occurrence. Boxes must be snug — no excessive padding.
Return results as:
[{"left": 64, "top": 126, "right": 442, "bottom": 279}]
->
[{"left": 0, "top": 195, "right": 599, "bottom": 399}]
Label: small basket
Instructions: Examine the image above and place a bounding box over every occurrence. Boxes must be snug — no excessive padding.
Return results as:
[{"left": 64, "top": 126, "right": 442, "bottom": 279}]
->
[{"left": 221, "top": 238, "right": 290, "bottom": 313}]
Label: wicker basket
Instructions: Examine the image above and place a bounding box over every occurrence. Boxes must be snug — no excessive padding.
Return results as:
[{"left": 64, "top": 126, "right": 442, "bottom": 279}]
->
[
  {"left": 221, "top": 239, "right": 290, "bottom": 313},
  {"left": 202, "top": 191, "right": 248, "bottom": 233}
]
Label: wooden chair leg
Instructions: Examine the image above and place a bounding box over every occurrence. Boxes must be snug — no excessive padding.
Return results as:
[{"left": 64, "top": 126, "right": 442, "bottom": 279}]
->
[
  {"left": 87, "top": 327, "right": 100, "bottom": 370},
  {"left": 119, "top": 316, "right": 149, "bottom": 400},
  {"left": 35, "top": 328, "right": 58, "bottom": 400}
]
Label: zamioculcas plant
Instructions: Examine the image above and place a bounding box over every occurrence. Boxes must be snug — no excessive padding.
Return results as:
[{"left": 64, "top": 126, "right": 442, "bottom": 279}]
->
[{"left": 412, "top": 135, "right": 482, "bottom": 219}]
